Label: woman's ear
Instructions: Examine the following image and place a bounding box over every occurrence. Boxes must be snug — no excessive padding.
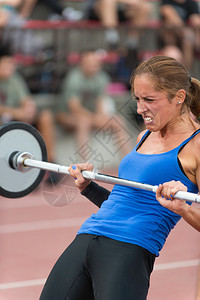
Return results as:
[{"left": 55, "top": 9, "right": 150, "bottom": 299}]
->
[{"left": 176, "top": 89, "right": 186, "bottom": 105}]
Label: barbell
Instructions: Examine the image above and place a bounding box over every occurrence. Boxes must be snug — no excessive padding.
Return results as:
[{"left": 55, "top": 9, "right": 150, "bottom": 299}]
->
[{"left": 0, "top": 121, "right": 200, "bottom": 203}]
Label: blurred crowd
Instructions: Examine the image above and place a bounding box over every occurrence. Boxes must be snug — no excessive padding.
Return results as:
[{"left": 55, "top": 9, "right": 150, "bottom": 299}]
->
[{"left": 0, "top": 0, "right": 200, "bottom": 183}]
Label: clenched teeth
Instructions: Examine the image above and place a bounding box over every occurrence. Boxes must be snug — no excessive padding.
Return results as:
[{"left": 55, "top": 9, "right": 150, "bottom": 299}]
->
[{"left": 144, "top": 117, "right": 152, "bottom": 122}]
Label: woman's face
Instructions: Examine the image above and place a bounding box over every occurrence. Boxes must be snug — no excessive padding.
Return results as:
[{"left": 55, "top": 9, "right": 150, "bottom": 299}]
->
[{"left": 133, "top": 74, "right": 180, "bottom": 132}]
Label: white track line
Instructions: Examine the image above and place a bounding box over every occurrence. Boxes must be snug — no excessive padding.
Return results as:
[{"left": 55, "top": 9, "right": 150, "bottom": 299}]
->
[
  {"left": 154, "top": 259, "right": 200, "bottom": 270},
  {"left": 0, "top": 217, "right": 87, "bottom": 233},
  {"left": 0, "top": 278, "right": 46, "bottom": 290},
  {"left": 0, "top": 259, "right": 199, "bottom": 290},
  {"left": 0, "top": 197, "right": 83, "bottom": 210}
]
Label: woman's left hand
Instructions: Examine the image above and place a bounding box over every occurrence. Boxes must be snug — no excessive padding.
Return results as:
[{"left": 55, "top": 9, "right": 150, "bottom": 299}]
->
[{"left": 156, "top": 180, "right": 188, "bottom": 215}]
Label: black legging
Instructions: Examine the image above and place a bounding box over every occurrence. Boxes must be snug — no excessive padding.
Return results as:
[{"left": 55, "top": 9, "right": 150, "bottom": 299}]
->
[{"left": 40, "top": 234, "right": 155, "bottom": 300}]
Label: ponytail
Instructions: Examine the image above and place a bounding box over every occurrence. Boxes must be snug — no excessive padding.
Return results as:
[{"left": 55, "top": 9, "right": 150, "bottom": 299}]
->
[{"left": 188, "top": 77, "right": 200, "bottom": 120}]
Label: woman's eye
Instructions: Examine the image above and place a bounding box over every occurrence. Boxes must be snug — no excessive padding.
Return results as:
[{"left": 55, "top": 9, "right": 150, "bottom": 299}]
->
[
  {"left": 145, "top": 98, "right": 154, "bottom": 102},
  {"left": 133, "top": 97, "right": 139, "bottom": 101},
  {"left": 133, "top": 97, "right": 154, "bottom": 102}
]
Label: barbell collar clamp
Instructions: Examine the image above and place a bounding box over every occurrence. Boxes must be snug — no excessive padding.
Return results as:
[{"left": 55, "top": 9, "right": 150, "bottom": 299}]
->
[{"left": 9, "top": 151, "right": 35, "bottom": 172}]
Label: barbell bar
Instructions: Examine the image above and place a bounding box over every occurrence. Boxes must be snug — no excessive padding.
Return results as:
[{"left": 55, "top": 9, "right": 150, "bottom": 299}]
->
[
  {"left": 10, "top": 151, "right": 200, "bottom": 203},
  {"left": 0, "top": 122, "right": 200, "bottom": 203}
]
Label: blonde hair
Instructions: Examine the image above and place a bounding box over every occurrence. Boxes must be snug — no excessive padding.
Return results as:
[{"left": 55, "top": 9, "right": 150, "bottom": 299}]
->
[{"left": 130, "top": 55, "right": 200, "bottom": 118}]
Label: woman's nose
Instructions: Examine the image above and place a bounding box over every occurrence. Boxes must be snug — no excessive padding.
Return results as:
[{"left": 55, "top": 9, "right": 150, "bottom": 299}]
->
[{"left": 137, "top": 100, "right": 148, "bottom": 114}]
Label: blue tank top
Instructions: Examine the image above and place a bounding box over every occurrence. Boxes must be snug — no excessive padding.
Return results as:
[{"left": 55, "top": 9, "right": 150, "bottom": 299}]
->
[{"left": 78, "top": 130, "right": 200, "bottom": 256}]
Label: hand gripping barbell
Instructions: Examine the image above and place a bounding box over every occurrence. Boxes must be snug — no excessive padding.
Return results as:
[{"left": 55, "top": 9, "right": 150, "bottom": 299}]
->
[{"left": 0, "top": 122, "right": 200, "bottom": 203}]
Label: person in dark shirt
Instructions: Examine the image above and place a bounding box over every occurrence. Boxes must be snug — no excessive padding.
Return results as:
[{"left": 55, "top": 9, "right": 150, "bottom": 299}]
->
[{"left": 159, "top": 0, "right": 200, "bottom": 70}]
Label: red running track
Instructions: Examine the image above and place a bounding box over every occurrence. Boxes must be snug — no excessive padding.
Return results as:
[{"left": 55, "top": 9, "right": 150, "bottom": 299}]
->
[{"left": 0, "top": 174, "right": 200, "bottom": 300}]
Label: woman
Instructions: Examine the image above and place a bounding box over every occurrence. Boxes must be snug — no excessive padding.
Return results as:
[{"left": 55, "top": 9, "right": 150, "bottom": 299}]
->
[{"left": 40, "top": 56, "right": 200, "bottom": 300}]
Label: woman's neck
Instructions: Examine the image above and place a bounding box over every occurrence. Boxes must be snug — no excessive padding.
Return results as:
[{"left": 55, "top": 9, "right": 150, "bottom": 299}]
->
[{"left": 158, "top": 113, "right": 199, "bottom": 138}]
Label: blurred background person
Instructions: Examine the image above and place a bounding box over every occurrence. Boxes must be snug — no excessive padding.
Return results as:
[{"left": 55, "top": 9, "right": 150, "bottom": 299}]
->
[
  {"left": 18, "top": 0, "right": 83, "bottom": 21},
  {"left": 84, "top": 0, "right": 152, "bottom": 48},
  {"left": 0, "top": 0, "right": 47, "bottom": 55},
  {"left": 0, "top": 0, "right": 23, "bottom": 28},
  {"left": 0, "top": 42, "right": 60, "bottom": 183},
  {"left": 159, "top": 0, "right": 200, "bottom": 70},
  {"left": 160, "top": 0, "right": 200, "bottom": 26},
  {"left": 159, "top": 44, "right": 184, "bottom": 63},
  {"left": 56, "top": 49, "right": 131, "bottom": 159}
]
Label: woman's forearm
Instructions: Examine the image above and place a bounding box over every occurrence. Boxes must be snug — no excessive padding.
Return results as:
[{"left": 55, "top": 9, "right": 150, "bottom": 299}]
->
[
  {"left": 81, "top": 181, "right": 111, "bottom": 208},
  {"left": 180, "top": 204, "right": 200, "bottom": 232}
]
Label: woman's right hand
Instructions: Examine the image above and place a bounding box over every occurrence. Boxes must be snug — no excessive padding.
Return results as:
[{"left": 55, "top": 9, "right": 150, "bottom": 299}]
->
[
  {"left": 156, "top": 180, "right": 188, "bottom": 215},
  {"left": 68, "top": 163, "right": 94, "bottom": 191}
]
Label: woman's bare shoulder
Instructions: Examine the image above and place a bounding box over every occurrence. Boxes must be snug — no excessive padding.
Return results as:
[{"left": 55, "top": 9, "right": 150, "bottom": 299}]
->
[
  {"left": 136, "top": 129, "right": 148, "bottom": 144},
  {"left": 188, "top": 128, "right": 200, "bottom": 163},
  {"left": 192, "top": 128, "right": 200, "bottom": 147}
]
